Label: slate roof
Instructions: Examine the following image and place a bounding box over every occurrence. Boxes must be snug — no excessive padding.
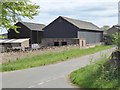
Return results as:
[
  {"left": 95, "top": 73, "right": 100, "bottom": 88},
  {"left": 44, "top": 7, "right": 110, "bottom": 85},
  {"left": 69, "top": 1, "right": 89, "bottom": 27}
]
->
[
  {"left": 61, "top": 16, "right": 102, "bottom": 31},
  {"left": 20, "top": 22, "right": 45, "bottom": 31}
]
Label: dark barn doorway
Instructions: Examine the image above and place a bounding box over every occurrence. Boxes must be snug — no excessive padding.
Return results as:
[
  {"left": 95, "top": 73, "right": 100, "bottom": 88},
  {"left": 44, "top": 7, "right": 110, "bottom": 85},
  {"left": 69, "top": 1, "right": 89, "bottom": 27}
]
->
[
  {"left": 61, "top": 42, "right": 67, "bottom": 46},
  {"left": 82, "top": 40, "right": 84, "bottom": 47},
  {"left": 54, "top": 42, "right": 59, "bottom": 46}
]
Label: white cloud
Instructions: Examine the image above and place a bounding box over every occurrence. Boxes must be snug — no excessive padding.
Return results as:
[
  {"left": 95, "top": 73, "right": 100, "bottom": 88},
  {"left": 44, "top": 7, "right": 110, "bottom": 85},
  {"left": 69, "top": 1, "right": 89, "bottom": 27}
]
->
[
  {"left": 27, "top": 0, "right": 119, "bottom": 27},
  {"left": 1, "top": 0, "right": 119, "bottom": 34}
]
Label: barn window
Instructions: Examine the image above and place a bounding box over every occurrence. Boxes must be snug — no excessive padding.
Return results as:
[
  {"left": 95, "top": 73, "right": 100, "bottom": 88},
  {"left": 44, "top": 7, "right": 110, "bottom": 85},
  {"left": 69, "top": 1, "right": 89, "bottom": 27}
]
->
[
  {"left": 61, "top": 42, "right": 67, "bottom": 46},
  {"left": 54, "top": 42, "right": 59, "bottom": 46}
]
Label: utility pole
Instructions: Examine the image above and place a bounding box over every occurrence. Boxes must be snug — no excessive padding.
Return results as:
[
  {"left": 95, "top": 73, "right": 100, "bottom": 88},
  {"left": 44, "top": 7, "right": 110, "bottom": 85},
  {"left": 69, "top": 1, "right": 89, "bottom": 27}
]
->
[
  {"left": 118, "top": 1, "right": 120, "bottom": 25},
  {"left": 118, "top": 1, "right": 120, "bottom": 49}
]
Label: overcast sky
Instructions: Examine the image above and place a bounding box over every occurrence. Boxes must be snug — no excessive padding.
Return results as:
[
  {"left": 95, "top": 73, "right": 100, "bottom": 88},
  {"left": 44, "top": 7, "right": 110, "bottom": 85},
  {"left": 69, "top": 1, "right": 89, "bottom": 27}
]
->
[
  {"left": 1, "top": 0, "right": 119, "bottom": 34},
  {"left": 26, "top": 0, "right": 119, "bottom": 27}
]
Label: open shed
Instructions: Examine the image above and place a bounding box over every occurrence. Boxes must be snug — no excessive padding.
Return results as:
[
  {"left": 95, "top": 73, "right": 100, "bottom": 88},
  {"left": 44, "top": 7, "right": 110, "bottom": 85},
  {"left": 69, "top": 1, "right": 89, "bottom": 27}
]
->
[{"left": 0, "top": 38, "right": 29, "bottom": 52}]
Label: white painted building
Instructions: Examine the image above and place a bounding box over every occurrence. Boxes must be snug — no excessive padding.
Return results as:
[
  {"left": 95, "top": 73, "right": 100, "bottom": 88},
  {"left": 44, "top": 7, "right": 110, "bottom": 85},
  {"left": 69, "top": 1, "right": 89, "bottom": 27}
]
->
[{"left": 118, "top": 1, "right": 120, "bottom": 25}]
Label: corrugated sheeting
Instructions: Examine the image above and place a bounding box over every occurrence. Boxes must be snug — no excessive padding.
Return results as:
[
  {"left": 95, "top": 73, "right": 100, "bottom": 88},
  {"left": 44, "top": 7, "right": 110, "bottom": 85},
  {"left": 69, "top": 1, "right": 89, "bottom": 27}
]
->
[
  {"left": 0, "top": 39, "right": 29, "bottom": 44},
  {"left": 61, "top": 16, "right": 102, "bottom": 31},
  {"left": 21, "top": 22, "right": 46, "bottom": 31},
  {"left": 78, "top": 31, "right": 102, "bottom": 44}
]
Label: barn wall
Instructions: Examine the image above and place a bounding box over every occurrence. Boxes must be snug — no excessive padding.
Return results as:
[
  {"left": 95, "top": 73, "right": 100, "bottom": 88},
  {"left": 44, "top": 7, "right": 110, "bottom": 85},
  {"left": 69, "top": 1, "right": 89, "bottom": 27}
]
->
[
  {"left": 78, "top": 30, "right": 103, "bottom": 44},
  {"left": 43, "top": 17, "right": 103, "bottom": 45},
  {"left": 43, "top": 17, "right": 79, "bottom": 38},
  {"left": 42, "top": 38, "right": 78, "bottom": 46},
  {"left": 37, "top": 31, "right": 43, "bottom": 43},
  {"left": 107, "top": 27, "right": 119, "bottom": 35},
  {"left": 8, "top": 22, "right": 44, "bottom": 45},
  {"left": 31, "top": 31, "right": 43, "bottom": 44},
  {"left": 8, "top": 22, "right": 30, "bottom": 39},
  {"left": 31, "top": 31, "right": 37, "bottom": 44}
]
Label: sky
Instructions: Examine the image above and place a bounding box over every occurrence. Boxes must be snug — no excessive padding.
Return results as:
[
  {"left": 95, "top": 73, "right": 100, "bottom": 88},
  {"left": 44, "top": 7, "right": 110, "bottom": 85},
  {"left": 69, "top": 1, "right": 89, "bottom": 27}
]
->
[{"left": 0, "top": 0, "right": 120, "bottom": 34}]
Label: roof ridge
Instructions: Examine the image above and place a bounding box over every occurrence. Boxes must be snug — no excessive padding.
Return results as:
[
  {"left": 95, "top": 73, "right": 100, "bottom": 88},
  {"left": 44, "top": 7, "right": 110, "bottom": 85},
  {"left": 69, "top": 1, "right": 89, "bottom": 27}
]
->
[
  {"left": 60, "top": 16, "right": 92, "bottom": 24},
  {"left": 60, "top": 16, "right": 101, "bottom": 31},
  {"left": 17, "top": 22, "right": 45, "bottom": 31},
  {"left": 20, "top": 21, "right": 45, "bottom": 26}
]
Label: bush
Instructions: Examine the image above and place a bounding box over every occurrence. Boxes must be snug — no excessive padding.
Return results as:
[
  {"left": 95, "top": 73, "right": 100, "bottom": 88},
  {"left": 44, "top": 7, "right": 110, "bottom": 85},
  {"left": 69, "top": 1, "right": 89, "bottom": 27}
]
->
[
  {"left": 112, "top": 32, "right": 120, "bottom": 49},
  {"left": 70, "top": 56, "right": 120, "bottom": 89}
]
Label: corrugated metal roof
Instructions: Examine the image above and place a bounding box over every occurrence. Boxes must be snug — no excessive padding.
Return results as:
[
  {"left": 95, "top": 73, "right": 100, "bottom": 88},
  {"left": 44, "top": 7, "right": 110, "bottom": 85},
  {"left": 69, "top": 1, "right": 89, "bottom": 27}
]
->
[
  {"left": 4, "top": 39, "right": 15, "bottom": 43},
  {"left": 11, "top": 39, "right": 29, "bottom": 43},
  {"left": 0, "top": 39, "right": 29, "bottom": 44},
  {"left": 61, "top": 16, "right": 102, "bottom": 31},
  {"left": 20, "top": 22, "right": 46, "bottom": 31},
  {"left": 0, "top": 39, "right": 6, "bottom": 43}
]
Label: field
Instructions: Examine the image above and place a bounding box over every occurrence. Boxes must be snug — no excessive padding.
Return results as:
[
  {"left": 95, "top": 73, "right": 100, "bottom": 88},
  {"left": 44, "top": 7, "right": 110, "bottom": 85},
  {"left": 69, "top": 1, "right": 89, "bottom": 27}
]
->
[
  {"left": 1, "top": 45, "right": 112, "bottom": 72},
  {"left": 70, "top": 56, "right": 120, "bottom": 89}
]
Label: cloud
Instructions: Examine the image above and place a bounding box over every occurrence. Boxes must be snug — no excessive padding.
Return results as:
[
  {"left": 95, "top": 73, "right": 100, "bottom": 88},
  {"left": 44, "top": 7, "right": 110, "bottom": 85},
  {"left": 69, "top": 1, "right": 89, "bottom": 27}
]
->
[
  {"left": 28, "top": 0, "right": 119, "bottom": 27},
  {"left": 1, "top": 0, "right": 119, "bottom": 34}
]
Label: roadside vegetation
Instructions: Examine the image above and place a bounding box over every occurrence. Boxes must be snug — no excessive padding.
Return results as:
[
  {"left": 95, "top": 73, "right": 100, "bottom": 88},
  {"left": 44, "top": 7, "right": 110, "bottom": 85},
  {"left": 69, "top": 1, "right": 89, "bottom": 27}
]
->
[
  {"left": 0, "top": 45, "right": 112, "bottom": 72},
  {"left": 70, "top": 56, "right": 120, "bottom": 89},
  {"left": 69, "top": 29, "right": 120, "bottom": 89}
]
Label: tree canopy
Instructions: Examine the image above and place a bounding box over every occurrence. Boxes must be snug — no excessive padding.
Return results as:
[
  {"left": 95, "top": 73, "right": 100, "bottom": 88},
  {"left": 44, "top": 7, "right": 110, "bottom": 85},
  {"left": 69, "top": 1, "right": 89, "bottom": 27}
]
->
[
  {"left": 112, "top": 32, "right": 120, "bottom": 49},
  {"left": 0, "top": 0, "right": 39, "bottom": 32},
  {"left": 101, "top": 25, "right": 110, "bottom": 31}
]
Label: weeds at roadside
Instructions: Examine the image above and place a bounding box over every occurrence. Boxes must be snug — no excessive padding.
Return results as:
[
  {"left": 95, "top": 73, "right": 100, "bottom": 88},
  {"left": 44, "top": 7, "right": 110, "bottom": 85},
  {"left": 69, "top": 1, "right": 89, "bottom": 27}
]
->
[{"left": 70, "top": 54, "right": 120, "bottom": 89}]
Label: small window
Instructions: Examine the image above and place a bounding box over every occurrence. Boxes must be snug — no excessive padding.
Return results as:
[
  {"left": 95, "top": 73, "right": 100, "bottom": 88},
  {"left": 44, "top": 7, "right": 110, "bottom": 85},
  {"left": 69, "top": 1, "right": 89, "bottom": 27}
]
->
[
  {"left": 61, "top": 42, "right": 67, "bottom": 46},
  {"left": 54, "top": 42, "right": 59, "bottom": 46}
]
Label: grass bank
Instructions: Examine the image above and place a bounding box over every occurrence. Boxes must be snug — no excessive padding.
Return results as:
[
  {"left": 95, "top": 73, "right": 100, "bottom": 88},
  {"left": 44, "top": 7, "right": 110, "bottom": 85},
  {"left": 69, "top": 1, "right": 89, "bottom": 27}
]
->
[
  {"left": 70, "top": 56, "right": 120, "bottom": 89},
  {"left": 1, "top": 45, "right": 112, "bottom": 72}
]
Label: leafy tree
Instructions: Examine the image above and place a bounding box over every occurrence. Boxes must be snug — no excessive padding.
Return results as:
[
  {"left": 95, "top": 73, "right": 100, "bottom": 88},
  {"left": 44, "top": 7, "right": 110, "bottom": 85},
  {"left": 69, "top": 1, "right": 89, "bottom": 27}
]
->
[
  {"left": 112, "top": 32, "right": 120, "bottom": 49},
  {"left": 0, "top": 0, "right": 39, "bottom": 32},
  {"left": 101, "top": 25, "right": 110, "bottom": 31}
]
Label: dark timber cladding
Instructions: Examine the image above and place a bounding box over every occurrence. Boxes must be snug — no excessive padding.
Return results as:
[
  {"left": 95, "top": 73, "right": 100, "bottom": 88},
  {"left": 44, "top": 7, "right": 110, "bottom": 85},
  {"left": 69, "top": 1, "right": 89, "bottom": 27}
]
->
[
  {"left": 107, "top": 25, "right": 120, "bottom": 35},
  {"left": 43, "top": 16, "right": 103, "bottom": 46},
  {"left": 8, "top": 22, "right": 45, "bottom": 45},
  {"left": 104, "top": 25, "right": 120, "bottom": 45}
]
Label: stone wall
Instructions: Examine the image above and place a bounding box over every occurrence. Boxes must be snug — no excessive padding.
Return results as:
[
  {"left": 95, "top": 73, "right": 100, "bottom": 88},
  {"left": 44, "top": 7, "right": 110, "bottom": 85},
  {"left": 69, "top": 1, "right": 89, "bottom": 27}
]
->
[{"left": 42, "top": 38, "right": 79, "bottom": 46}]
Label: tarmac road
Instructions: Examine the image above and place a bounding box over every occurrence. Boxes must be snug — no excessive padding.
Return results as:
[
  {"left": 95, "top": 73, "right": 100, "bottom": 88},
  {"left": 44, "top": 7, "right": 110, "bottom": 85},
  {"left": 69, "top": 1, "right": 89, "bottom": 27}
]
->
[{"left": 1, "top": 48, "right": 115, "bottom": 88}]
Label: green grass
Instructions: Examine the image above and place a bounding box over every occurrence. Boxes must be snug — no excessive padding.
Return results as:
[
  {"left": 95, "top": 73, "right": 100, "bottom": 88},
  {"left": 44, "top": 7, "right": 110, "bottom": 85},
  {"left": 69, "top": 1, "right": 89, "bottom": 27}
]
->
[
  {"left": 0, "top": 45, "right": 112, "bottom": 72},
  {"left": 70, "top": 56, "right": 120, "bottom": 89}
]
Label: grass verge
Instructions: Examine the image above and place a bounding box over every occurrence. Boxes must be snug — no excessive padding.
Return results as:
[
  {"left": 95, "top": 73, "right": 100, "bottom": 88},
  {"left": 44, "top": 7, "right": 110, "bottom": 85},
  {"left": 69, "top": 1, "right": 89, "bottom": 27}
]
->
[
  {"left": 70, "top": 56, "right": 120, "bottom": 89},
  {"left": 1, "top": 45, "right": 112, "bottom": 72}
]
